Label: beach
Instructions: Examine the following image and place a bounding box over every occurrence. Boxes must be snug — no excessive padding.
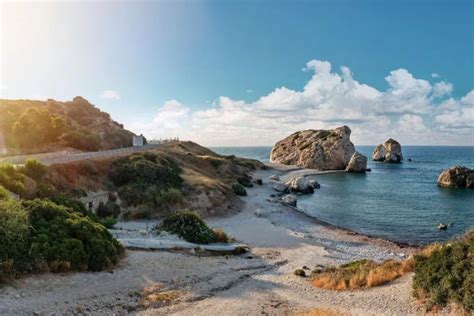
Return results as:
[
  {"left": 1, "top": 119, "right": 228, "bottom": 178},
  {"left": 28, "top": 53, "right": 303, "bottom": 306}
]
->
[{"left": 0, "top": 164, "right": 426, "bottom": 315}]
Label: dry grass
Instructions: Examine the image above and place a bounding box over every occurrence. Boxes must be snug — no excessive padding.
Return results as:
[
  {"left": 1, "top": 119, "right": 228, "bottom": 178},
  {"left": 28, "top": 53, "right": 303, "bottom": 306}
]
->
[
  {"left": 138, "top": 282, "right": 185, "bottom": 309},
  {"left": 294, "top": 308, "right": 348, "bottom": 316},
  {"left": 311, "top": 257, "right": 414, "bottom": 291}
]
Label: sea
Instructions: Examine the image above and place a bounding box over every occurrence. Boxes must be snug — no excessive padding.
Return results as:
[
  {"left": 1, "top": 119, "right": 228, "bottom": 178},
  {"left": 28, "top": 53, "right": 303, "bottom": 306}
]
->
[{"left": 211, "top": 146, "right": 474, "bottom": 246}]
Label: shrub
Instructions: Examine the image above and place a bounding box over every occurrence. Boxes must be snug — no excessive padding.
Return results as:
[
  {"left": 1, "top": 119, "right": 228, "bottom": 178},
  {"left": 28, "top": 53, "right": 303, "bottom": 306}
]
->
[
  {"left": 237, "top": 176, "right": 253, "bottom": 188},
  {"left": 49, "top": 194, "right": 88, "bottom": 215},
  {"left": 158, "top": 210, "right": 217, "bottom": 244},
  {"left": 97, "top": 200, "right": 121, "bottom": 218},
  {"left": 0, "top": 185, "right": 10, "bottom": 200},
  {"left": 109, "top": 153, "right": 183, "bottom": 212},
  {"left": 0, "top": 163, "right": 26, "bottom": 196},
  {"left": 24, "top": 199, "right": 124, "bottom": 271},
  {"left": 232, "top": 184, "right": 247, "bottom": 196},
  {"left": 0, "top": 199, "right": 30, "bottom": 278},
  {"left": 213, "top": 228, "right": 231, "bottom": 243},
  {"left": 209, "top": 158, "right": 222, "bottom": 169},
  {"left": 413, "top": 231, "right": 473, "bottom": 312},
  {"left": 22, "top": 159, "right": 47, "bottom": 181}
]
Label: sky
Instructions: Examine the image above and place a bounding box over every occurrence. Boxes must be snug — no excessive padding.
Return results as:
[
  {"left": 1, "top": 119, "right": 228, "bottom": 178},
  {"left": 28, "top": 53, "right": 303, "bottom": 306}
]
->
[{"left": 1, "top": 0, "right": 473, "bottom": 146}]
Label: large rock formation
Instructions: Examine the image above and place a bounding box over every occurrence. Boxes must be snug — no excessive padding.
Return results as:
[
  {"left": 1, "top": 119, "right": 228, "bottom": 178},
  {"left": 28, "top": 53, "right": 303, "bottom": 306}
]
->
[
  {"left": 372, "top": 138, "right": 403, "bottom": 163},
  {"left": 437, "top": 166, "right": 474, "bottom": 188},
  {"left": 270, "top": 126, "right": 355, "bottom": 170},
  {"left": 345, "top": 152, "right": 368, "bottom": 173}
]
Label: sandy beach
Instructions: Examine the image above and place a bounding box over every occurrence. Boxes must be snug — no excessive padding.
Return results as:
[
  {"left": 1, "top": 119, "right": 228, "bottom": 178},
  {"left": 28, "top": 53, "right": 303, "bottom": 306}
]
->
[{"left": 0, "top": 164, "right": 427, "bottom": 315}]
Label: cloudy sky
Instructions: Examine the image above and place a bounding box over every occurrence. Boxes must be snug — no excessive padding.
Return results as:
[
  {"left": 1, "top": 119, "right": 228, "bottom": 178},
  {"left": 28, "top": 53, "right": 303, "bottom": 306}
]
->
[{"left": 1, "top": 0, "right": 473, "bottom": 146}]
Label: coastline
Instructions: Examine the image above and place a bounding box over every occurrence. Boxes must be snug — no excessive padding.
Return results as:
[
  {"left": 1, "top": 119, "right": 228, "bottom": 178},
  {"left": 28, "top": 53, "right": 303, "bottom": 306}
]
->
[{"left": 0, "top": 161, "right": 424, "bottom": 315}]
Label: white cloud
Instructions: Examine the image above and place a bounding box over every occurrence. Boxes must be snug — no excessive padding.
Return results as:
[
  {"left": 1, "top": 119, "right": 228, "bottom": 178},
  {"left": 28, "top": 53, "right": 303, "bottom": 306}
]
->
[
  {"left": 433, "top": 81, "right": 453, "bottom": 98},
  {"left": 431, "top": 73, "right": 440, "bottom": 78},
  {"left": 100, "top": 90, "right": 121, "bottom": 100},
  {"left": 133, "top": 60, "right": 473, "bottom": 146}
]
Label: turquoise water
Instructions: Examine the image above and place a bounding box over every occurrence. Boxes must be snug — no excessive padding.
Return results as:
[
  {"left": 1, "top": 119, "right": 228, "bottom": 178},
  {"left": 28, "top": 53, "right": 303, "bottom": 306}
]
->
[{"left": 212, "top": 146, "right": 474, "bottom": 245}]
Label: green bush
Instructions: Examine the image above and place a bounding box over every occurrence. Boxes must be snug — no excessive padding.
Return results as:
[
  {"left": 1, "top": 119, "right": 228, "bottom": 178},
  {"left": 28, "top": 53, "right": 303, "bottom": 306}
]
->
[
  {"left": 413, "top": 232, "right": 473, "bottom": 312},
  {"left": 97, "top": 200, "right": 121, "bottom": 218},
  {"left": 232, "top": 183, "right": 247, "bottom": 196},
  {"left": 0, "top": 199, "right": 30, "bottom": 278},
  {"left": 0, "top": 186, "right": 10, "bottom": 200},
  {"left": 24, "top": 199, "right": 124, "bottom": 271},
  {"left": 22, "top": 159, "right": 47, "bottom": 181},
  {"left": 158, "top": 210, "right": 217, "bottom": 244},
  {"left": 109, "top": 152, "right": 183, "bottom": 211},
  {"left": 237, "top": 176, "right": 253, "bottom": 188},
  {"left": 0, "top": 163, "right": 26, "bottom": 196}
]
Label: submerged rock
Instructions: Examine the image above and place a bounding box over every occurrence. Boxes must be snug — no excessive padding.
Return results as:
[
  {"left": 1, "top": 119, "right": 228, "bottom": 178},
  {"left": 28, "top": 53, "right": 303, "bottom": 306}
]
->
[
  {"left": 345, "top": 152, "right": 368, "bottom": 173},
  {"left": 372, "top": 138, "right": 403, "bottom": 163},
  {"left": 269, "top": 126, "right": 355, "bottom": 170},
  {"left": 281, "top": 194, "right": 297, "bottom": 207},
  {"left": 438, "top": 223, "right": 448, "bottom": 230},
  {"left": 437, "top": 166, "right": 474, "bottom": 188}
]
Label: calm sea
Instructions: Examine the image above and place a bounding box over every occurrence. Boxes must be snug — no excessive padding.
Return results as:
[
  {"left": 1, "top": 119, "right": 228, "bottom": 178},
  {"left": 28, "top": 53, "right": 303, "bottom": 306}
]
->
[{"left": 211, "top": 146, "right": 474, "bottom": 245}]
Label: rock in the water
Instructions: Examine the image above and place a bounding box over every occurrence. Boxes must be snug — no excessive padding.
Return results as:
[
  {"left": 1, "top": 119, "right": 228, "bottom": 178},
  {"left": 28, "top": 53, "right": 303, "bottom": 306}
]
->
[
  {"left": 438, "top": 223, "right": 448, "bottom": 230},
  {"left": 372, "top": 138, "right": 403, "bottom": 163},
  {"left": 281, "top": 194, "right": 297, "bottom": 207},
  {"left": 286, "top": 176, "right": 315, "bottom": 194},
  {"left": 269, "top": 174, "right": 280, "bottom": 181},
  {"left": 308, "top": 179, "right": 321, "bottom": 189},
  {"left": 272, "top": 181, "right": 289, "bottom": 193},
  {"left": 345, "top": 152, "right": 368, "bottom": 173},
  {"left": 269, "top": 126, "right": 356, "bottom": 170},
  {"left": 437, "top": 166, "right": 474, "bottom": 188}
]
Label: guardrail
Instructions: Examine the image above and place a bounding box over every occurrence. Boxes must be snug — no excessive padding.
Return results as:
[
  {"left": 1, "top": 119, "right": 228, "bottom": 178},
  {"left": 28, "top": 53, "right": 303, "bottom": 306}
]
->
[{"left": 0, "top": 144, "right": 165, "bottom": 165}]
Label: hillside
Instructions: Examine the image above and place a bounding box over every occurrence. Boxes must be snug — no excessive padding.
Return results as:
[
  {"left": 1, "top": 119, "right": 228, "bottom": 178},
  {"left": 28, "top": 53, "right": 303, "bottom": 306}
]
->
[{"left": 0, "top": 97, "right": 136, "bottom": 156}]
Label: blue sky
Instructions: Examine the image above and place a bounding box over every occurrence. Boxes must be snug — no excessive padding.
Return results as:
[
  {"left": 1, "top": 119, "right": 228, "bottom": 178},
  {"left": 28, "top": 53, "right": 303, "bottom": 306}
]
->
[{"left": 1, "top": 0, "right": 473, "bottom": 146}]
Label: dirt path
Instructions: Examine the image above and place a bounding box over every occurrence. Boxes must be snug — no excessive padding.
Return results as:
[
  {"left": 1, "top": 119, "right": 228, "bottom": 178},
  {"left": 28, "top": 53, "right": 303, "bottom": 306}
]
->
[{"left": 0, "top": 166, "right": 428, "bottom": 315}]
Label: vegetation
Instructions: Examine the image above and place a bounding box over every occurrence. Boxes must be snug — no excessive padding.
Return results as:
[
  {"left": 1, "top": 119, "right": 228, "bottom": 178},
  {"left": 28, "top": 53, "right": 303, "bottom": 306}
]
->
[
  {"left": 232, "top": 183, "right": 247, "bottom": 196},
  {"left": 311, "top": 258, "right": 414, "bottom": 291},
  {"left": 0, "top": 196, "right": 123, "bottom": 282},
  {"left": 413, "top": 231, "right": 473, "bottom": 312},
  {"left": 157, "top": 210, "right": 226, "bottom": 244},
  {"left": 0, "top": 97, "right": 134, "bottom": 155},
  {"left": 109, "top": 152, "right": 183, "bottom": 217}
]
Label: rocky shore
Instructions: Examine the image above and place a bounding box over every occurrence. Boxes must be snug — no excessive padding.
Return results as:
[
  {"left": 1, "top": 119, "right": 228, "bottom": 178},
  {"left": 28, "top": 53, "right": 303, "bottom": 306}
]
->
[{"left": 0, "top": 163, "right": 423, "bottom": 316}]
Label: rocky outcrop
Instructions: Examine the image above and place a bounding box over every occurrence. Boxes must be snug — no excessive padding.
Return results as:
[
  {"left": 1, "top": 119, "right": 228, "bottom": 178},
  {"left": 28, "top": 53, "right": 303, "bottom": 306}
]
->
[
  {"left": 281, "top": 194, "right": 297, "bottom": 207},
  {"left": 270, "top": 126, "right": 355, "bottom": 170},
  {"left": 286, "top": 176, "right": 319, "bottom": 194},
  {"left": 345, "top": 152, "right": 368, "bottom": 173},
  {"left": 372, "top": 139, "right": 403, "bottom": 163},
  {"left": 437, "top": 166, "right": 474, "bottom": 188}
]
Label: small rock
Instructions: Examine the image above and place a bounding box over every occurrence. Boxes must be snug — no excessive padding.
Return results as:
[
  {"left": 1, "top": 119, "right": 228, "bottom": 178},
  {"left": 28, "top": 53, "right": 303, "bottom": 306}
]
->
[
  {"left": 269, "top": 174, "right": 280, "bottom": 181},
  {"left": 281, "top": 194, "right": 297, "bottom": 207},
  {"left": 255, "top": 179, "right": 263, "bottom": 185},
  {"left": 366, "top": 168, "right": 372, "bottom": 172},
  {"left": 286, "top": 176, "right": 314, "bottom": 194},
  {"left": 272, "top": 181, "right": 289, "bottom": 193},
  {"left": 438, "top": 223, "right": 448, "bottom": 230},
  {"left": 293, "top": 269, "right": 306, "bottom": 277}
]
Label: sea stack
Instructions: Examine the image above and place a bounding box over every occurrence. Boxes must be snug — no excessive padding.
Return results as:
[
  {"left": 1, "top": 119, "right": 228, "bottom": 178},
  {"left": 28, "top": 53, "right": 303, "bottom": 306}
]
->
[
  {"left": 372, "top": 138, "right": 403, "bottom": 163},
  {"left": 270, "top": 126, "right": 355, "bottom": 170},
  {"left": 437, "top": 166, "right": 474, "bottom": 188},
  {"left": 345, "top": 152, "right": 368, "bottom": 173}
]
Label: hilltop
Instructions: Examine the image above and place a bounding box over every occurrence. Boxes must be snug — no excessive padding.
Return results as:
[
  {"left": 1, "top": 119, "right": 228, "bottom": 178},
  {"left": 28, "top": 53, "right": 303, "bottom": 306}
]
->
[{"left": 0, "top": 97, "right": 136, "bottom": 156}]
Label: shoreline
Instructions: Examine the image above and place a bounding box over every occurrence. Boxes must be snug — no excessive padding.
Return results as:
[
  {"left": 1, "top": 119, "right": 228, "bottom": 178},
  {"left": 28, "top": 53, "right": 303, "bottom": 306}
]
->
[{"left": 261, "top": 162, "right": 419, "bottom": 249}]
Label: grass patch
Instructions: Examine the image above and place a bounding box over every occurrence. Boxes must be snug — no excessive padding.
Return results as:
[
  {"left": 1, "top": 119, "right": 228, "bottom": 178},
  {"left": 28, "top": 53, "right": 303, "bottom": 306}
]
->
[{"left": 311, "top": 258, "right": 414, "bottom": 291}]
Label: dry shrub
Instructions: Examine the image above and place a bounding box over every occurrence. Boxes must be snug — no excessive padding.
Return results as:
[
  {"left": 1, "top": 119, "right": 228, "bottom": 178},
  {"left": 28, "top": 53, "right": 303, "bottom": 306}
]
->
[
  {"left": 311, "top": 258, "right": 414, "bottom": 291},
  {"left": 213, "top": 228, "right": 231, "bottom": 243},
  {"left": 138, "top": 283, "right": 184, "bottom": 309}
]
